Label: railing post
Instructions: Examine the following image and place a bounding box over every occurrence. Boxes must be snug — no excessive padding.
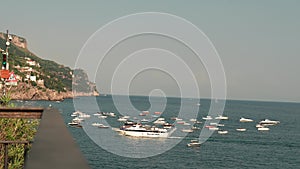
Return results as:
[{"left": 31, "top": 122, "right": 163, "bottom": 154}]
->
[
  {"left": 23, "top": 142, "right": 29, "bottom": 169},
  {"left": 4, "top": 143, "right": 8, "bottom": 169}
]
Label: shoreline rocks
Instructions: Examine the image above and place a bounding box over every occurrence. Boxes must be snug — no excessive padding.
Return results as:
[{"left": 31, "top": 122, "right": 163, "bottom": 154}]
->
[{"left": 8, "top": 82, "right": 99, "bottom": 101}]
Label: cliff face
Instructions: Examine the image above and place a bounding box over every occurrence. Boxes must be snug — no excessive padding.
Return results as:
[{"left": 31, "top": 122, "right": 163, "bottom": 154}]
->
[
  {"left": 0, "top": 33, "right": 27, "bottom": 49},
  {"left": 9, "top": 84, "right": 69, "bottom": 100}
]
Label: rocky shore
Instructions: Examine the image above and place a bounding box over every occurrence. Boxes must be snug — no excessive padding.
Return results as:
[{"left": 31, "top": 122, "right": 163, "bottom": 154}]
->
[{"left": 8, "top": 82, "right": 99, "bottom": 101}]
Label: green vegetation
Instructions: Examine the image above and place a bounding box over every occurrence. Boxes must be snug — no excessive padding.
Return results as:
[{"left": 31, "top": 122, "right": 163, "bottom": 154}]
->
[
  {"left": 0, "top": 93, "right": 12, "bottom": 106},
  {"left": 0, "top": 118, "right": 39, "bottom": 169},
  {"left": 0, "top": 37, "right": 73, "bottom": 92},
  {"left": 0, "top": 93, "right": 39, "bottom": 169}
]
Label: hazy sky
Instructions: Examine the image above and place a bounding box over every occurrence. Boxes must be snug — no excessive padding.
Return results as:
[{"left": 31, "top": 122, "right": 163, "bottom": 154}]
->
[{"left": 1, "top": 0, "right": 299, "bottom": 102}]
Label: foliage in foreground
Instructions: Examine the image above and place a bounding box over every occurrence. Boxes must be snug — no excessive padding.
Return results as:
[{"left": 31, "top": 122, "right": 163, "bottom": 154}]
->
[{"left": 0, "top": 118, "right": 39, "bottom": 169}]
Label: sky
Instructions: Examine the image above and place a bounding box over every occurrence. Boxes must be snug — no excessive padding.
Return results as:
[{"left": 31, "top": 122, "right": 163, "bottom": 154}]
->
[{"left": 1, "top": 0, "right": 299, "bottom": 102}]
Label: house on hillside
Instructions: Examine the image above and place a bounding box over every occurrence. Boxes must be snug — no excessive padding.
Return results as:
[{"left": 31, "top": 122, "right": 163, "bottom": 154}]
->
[
  {"left": 6, "top": 72, "right": 18, "bottom": 86},
  {"left": 26, "top": 60, "right": 36, "bottom": 66}
]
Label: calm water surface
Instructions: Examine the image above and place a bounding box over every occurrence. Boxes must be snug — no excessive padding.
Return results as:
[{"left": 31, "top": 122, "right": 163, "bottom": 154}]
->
[{"left": 22, "top": 96, "right": 300, "bottom": 169}]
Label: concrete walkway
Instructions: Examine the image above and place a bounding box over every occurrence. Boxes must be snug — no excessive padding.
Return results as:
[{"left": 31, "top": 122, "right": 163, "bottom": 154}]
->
[{"left": 25, "top": 108, "right": 90, "bottom": 169}]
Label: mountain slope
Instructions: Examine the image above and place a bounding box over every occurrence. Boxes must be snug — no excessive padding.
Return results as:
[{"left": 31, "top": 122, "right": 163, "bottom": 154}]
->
[{"left": 0, "top": 32, "right": 99, "bottom": 100}]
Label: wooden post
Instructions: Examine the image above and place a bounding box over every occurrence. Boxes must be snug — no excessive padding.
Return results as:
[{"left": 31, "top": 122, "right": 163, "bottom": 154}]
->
[{"left": 4, "top": 143, "right": 8, "bottom": 169}]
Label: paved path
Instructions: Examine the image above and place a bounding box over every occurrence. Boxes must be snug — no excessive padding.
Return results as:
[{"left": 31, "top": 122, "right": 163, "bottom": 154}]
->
[{"left": 25, "top": 108, "right": 90, "bottom": 169}]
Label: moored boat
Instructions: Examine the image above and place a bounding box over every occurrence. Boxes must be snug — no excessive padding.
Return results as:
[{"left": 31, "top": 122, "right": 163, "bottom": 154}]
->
[
  {"left": 259, "top": 119, "right": 280, "bottom": 125},
  {"left": 202, "top": 116, "right": 213, "bottom": 120},
  {"left": 98, "top": 124, "right": 109, "bottom": 128},
  {"left": 236, "top": 128, "right": 247, "bottom": 132},
  {"left": 218, "top": 130, "right": 228, "bottom": 134},
  {"left": 187, "top": 140, "right": 201, "bottom": 147},
  {"left": 189, "top": 118, "right": 197, "bottom": 122},
  {"left": 208, "top": 127, "right": 219, "bottom": 131},
  {"left": 153, "top": 118, "right": 166, "bottom": 125},
  {"left": 122, "top": 124, "right": 175, "bottom": 138},
  {"left": 258, "top": 127, "right": 270, "bottom": 131},
  {"left": 191, "top": 126, "right": 200, "bottom": 130},
  {"left": 141, "top": 119, "right": 149, "bottom": 123},
  {"left": 181, "top": 129, "right": 194, "bottom": 133},
  {"left": 215, "top": 115, "right": 228, "bottom": 120},
  {"left": 239, "top": 117, "right": 254, "bottom": 122},
  {"left": 92, "top": 122, "right": 102, "bottom": 127},
  {"left": 210, "top": 122, "right": 225, "bottom": 127}
]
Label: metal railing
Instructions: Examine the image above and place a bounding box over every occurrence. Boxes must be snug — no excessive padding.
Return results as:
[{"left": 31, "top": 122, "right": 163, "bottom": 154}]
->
[{"left": 0, "top": 140, "right": 32, "bottom": 169}]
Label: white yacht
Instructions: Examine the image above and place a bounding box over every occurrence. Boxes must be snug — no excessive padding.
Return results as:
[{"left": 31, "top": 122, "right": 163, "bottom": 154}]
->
[{"left": 121, "top": 124, "right": 175, "bottom": 138}]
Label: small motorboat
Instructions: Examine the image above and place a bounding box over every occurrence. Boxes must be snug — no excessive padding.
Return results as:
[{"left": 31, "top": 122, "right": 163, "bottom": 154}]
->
[
  {"left": 68, "top": 122, "right": 82, "bottom": 128},
  {"left": 202, "top": 116, "right": 213, "bottom": 120},
  {"left": 176, "top": 121, "right": 185, "bottom": 124},
  {"left": 172, "top": 117, "right": 183, "bottom": 121},
  {"left": 189, "top": 118, "right": 197, "bottom": 122},
  {"left": 259, "top": 119, "right": 280, "bottom": 125},
  {"left": 139, "top": 113, "right": 147, "bottom": 116},
  {"left": 183, "top": 122, "right": 191, "bottom": 126},
  {"left": 141, "top": 119, "right": 149, "bottom": 123},
  {"left": 258, "top": 127, "right": 269, "bottom": 131},
  {"left": 187, "top": 140, "right": 201, "bottom": 147},
  {"left": 215, "top": 115, "right": 228, "bottom": 120},
  {"left": 163, "top": 123, "right": 174, "bottom": 129},
  {"left": 117, "top": 118, "right": 128, "bottom": 122},
  {"left": 191, "top": 126, "right": 200, "bottom": 130},
  {"left": 154, "top": 111, "right": 162, "bottom": 115},
  {"left": 153, "top": 118, "right": 166, "bottom": 125},
  {"left": 92, "top": 123, "right": 102, "bottom": 127},
  {"left": 98, "top": 115, "right": 107, "bottom": 119},
  {"left": 236, "top": 128, "right": 247, "bottom": 132},
  {"left": 239, "top": 117, "right": 254, "bottom": 122},
  {"left": 98, "top": 124, "right": 109, "bottom": 129},
  {"left": 194, "top": 121, "right": 202, "bottom": 124},
  {"left": 218, "top": 130, "right": 228, "bottom": 134},
  {"left": 210, "top": 122, "right": 225, "bottom": 127},
  {"left": 68, "top": 122, "right": 80, "bottom": 126},
  {"left": 181, "top": 129, "right": 194, "bottom": 133},
  {"left": 208, "top": 127, "right": 219, "bottom": 131}
]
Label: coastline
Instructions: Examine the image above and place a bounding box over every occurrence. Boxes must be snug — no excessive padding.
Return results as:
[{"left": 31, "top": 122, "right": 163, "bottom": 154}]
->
[
  {"left": 8, "top": 82, "right": 99, "bottom": 101},
  {"left": 10, "top": 91, "right": 99, "bottom": 101}
]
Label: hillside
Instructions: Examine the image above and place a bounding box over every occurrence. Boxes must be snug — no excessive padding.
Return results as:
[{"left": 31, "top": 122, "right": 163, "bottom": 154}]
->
[{"left": 0, "top": 32, "right": 99, "bottom": 100}]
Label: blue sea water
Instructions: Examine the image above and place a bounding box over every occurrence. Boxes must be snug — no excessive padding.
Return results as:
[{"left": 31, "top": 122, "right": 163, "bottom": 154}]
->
[{"left": 21, "top": 96, "right": 300, "bottom": 169}]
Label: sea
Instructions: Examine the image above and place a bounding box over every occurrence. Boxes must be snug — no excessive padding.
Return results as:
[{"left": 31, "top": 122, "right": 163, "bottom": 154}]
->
[{"left": 16, "top": 95, "right": 300, "bottom": 169}]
